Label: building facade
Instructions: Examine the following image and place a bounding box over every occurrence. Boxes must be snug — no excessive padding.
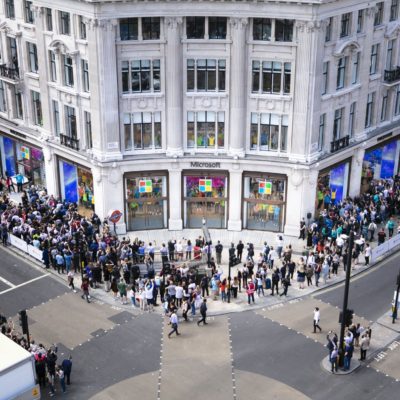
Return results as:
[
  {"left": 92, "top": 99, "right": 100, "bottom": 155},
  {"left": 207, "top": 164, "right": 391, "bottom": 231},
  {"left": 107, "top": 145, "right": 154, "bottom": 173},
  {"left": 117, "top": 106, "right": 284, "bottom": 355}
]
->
[{"left": 0, "top": 0, "right": 399, "bottom": 234}]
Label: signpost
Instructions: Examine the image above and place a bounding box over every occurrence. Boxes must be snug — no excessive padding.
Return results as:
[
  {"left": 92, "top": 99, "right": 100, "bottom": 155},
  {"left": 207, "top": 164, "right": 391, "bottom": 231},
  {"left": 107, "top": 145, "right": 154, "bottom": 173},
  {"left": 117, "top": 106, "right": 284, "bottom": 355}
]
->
[{"left": 108, "top": 210, "right": 123, "bottom": 235}]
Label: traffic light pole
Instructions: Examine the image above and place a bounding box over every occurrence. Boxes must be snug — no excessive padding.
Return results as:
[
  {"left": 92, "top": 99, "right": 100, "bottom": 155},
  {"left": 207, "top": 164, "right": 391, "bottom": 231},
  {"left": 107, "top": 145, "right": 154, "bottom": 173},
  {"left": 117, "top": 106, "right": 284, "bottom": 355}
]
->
[
  {"left": 338, "top": 230, "right": 354, "bottom": 367},
  {"left": 392, "top": 269, "right": 400, "bottom": 324}
]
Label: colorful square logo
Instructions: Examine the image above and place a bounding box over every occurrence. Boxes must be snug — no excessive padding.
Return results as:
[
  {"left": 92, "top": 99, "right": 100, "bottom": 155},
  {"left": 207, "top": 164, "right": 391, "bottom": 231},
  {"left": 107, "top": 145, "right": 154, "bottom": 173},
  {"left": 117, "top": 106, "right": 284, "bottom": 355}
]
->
[
  {"left": 259, "top": 181, "right": 272, "bottom": 195},
  {"left": 139, "top": 179, "right": 152, "bottom": 193},
  {"left": 21, "top": 146, "right": 30, "bottom": 160},
  {"left": 199, "top": 178, "right": 212, "bottom": 192}
]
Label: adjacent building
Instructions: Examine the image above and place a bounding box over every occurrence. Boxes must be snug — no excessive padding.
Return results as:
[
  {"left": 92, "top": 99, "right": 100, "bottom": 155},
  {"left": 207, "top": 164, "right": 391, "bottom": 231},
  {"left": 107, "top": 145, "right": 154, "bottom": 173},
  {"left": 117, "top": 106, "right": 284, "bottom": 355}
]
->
[{"left": 0, "top": 0, "right": 399, "bottom": 234}]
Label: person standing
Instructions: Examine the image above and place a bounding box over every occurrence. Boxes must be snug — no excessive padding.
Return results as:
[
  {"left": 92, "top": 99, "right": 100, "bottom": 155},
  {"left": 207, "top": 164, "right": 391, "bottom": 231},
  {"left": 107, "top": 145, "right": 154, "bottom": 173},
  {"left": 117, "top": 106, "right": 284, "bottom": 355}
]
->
[
  {"left": 364, "top": 243, "right": 371, "bottom": 266},
  {"left": 200, "top": 275, "right": 209, "bottom": 298},
  {"left": 81, "top": 278, "right": 90, "bottom": 303},
  {"left": 236, "top": 240, "right": 244, "bottom": 262},
  {"left": 57, "top": 366, "right": 66, "bottom": 394},
  {"left": 279, "top": 276, "right": 289, "bottom": 297},
  {"left": 6, "top": 175, "right": 15, "bottom": 193},
  {"left": 299, "top": 218, "right": 306, "bottom": 240},
  {"left": 168, "top": 309, "right": 180, "bottom": 338},
  {"left": 246, "top": 279, "right": 255, "bottom": 305},
  {"left": 215, "top": 241, "right": 223, "bottom": 265},
  {"left": 197, "top": 299, "right": 208, "bottom": 326},
  {"left": 61, "top": 355, "right": 72, "bottom": 385},
  {"left": 313, "top": 307, "right": 322, "bottom": 333},
  {"left": 118, "top": 279, "right": 128, "bottom": 305},
  {"left": 359, "top": 334, "right": 370, "bottom": 361},
  {"left": 67, "top": 270, "right": 76, "bottom": 293},
  {"left": 271, "top": 269, "right": 280, "bottom": 296},
  {"left": 15, "top": 172, "right": 24, "bottom": 192},
  {"left": 330, "top": 347, "right": 338, "bottom": 373},
  {"left": 377, "top": 228, "right": 386, "bottom": 245}
]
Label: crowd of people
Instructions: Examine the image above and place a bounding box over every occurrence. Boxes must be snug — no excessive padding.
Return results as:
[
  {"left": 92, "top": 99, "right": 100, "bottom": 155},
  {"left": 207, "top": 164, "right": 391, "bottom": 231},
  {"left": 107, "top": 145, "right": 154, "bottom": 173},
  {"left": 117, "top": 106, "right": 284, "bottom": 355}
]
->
[{"left": 0, "top": 314, "right": 72, "bottom": 396}]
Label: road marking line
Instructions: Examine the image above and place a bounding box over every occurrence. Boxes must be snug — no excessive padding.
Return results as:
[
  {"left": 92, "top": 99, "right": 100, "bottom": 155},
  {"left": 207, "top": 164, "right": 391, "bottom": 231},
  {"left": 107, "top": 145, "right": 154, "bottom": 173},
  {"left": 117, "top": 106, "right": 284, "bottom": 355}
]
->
[
  {"left": 0, "top": 273, "right": 49, "bottom": 295},
  {"left": 0, "top": 275, "right": 16, "bottom": 288}
]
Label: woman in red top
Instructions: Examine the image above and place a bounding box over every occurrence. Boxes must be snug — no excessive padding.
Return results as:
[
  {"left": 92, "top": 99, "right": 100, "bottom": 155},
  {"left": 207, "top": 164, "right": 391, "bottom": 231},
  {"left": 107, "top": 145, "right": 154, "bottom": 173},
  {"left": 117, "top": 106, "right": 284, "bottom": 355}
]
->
[{"left": 247, "top": 279, "right": 255, "bottom": 305}]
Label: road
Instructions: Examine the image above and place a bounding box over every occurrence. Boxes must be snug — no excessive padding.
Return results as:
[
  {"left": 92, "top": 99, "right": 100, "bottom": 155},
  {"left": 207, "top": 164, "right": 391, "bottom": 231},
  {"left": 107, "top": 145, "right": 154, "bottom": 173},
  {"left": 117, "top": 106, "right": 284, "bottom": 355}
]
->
[{"left": 1, "top": 247, "right": 400, "bottom": 399}]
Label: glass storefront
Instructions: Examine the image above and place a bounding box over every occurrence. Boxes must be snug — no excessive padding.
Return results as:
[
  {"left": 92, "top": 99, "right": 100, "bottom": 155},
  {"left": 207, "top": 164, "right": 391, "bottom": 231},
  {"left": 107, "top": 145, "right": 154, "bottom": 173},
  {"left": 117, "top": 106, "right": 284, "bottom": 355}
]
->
[
  {"left": 58, "top": 159, "right": 94, "bottom": 213},
  {"left": 316, "top": 162, "right": 350, "bottom": 211},
  {"left": 0, "top": 135, "right": 46, "bottom": 186},
  {"left": 243, "top": 174, "right": 286, "bottom": 232},
  {"left": 183, "top": 173, "right": 228, "bottom": 228},
  {"left": 125, "top": 173, "right": 167, "bottom": 230},
  {"left": 361, "top": 139, "right": 400, "bottom": 192}
]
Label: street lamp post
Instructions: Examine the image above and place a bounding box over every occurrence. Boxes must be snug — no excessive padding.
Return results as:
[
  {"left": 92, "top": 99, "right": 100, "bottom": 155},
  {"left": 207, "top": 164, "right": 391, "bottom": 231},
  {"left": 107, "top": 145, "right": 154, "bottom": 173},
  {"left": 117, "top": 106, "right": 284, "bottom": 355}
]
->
[
  {"left": 392, "top": 269, "right": 400, "bottom": 324},
  {"left": 338, "top": 230, "right": 354, "bottom": 367}
]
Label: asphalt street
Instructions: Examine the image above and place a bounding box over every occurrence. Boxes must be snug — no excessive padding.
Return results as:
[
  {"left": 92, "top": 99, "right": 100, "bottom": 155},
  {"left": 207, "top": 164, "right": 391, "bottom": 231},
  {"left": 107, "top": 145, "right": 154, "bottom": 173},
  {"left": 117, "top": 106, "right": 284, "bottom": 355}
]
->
[{"left": 1, "top": 247, "right": 400, "bottom": 399}]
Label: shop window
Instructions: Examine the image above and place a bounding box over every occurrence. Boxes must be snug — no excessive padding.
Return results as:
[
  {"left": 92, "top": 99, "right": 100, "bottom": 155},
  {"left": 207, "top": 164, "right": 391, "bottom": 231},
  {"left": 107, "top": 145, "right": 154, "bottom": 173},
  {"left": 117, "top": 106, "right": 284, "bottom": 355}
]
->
[
  {"left": 60, "top": 11, "right": 71, "bottom": 35},
  {"left": 5, "top": 0, "right": 15, "bottom": 19},
  {"left": 336, "top": 57, "right": 346, "bottom": 89},
  {"left": 340, "top": 13, "right": 351, "bottom": 38},
  {"left": 84, "top": 111, "right": 92, "bottom": 149},
  {"left": 187, "top": 111, "right": 224, "bottom": 150},
  {"left": 370, "top": 44, "right": 379, "bottom": 75},
  {"left": 186, "top": 17, "right": 205, "bottom": 39},
  {"left": 124, "top": 112, "right": 162, "bottom": 151},
  {"left": 65, "top": 105, "right": 77, "bottom": 138},
  {"left": 365, "top": 92, "right": 375, "bottom": 128},
  {"left": 63, "top": 55, "right": 74, "bottom": 87},
  {"left": 52, "top": 100, "right": 60, "bottom": 136},
  {"left": 49, "top": 50, "right": 57, "bottom": 82},
  {"left": 82, "top": 59, "right": 90, "bottom": 92},
  {"left": 45, "top": 8, "right": 53, "bottom": 31},
  {"left": 79, "top": 16, "right": 87, "bottom": 40},
  {"left": 142, "top": 17, "right": 160, "bottom": 40},
  {"left": 27, "top": 42, "right": 38, "bottom": 73},
  {"left": 17, "top": 145, "right": 45, "bottom": 187},
  {"left": 391, "top": 0, "right": 399, "bottom": 21},
  {"left": 120, "top": 18, "right": 138, "bottom": 40},
  {"left": 333, "top": 107, "right": 343, "bottom": 140},
  {"left": 252, "top": 61, "right": 291, "bottom": 95},
  {"left": 357, "top": 10, "right": 364, "bottom": 33},
  {"left": 0, "top": 81, "right": 6, "bottom": 112},
  {"left": 24, "top": 0, "right": 34, "bottom": 24},
  {"left": 31, "top": 91, "right": 42, "bottom": 126},
  {"left": 325, "top": 17, "right": 332, "bottom": 42},
  {"left": 122, "top": 59, "right": 160, "bottom": 93},
  {"left": 125, "top": 175, "right": 167, "bottom": 230},
  {"left": 250, "top": 112, "right": 288, "bottom": 152},
  {"left": 209, "top": 17, "right": 227, "bottom": 39},
  {"left": 275, "top": 19, "right": 293, "bottom": 42},
  {"left": 253, "top": 18, "right": 271, "bottom": 41},
  {"left": 186, "top": 59, "right": 225, "bottom": 92},
  {"left": 374, "top": 2, "right": 384, "bottom": 26},
  {"left": 243, "top": 175, "right": 286, "bottom": 232}
]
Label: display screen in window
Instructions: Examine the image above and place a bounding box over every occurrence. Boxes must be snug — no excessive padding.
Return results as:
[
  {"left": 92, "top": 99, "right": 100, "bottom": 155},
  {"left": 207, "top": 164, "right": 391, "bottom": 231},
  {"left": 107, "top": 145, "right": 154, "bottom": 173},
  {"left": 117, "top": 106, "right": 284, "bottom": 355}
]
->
[
  {"left": 126, "top": 177, "right": 163, "bottom": 199},
  {"left": 247, "top": 177, "right": 285, "bottom": 201},
  {"left": 185, "top": 176, "right": 226, "bottom": 198}
]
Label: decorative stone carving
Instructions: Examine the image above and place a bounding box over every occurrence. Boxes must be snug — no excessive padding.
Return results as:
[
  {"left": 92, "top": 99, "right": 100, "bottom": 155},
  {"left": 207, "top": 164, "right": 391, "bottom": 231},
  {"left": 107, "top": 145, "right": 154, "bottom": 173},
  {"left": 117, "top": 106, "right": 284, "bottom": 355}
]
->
[
  {"left": 165, "top": 17, "right": 183, "bottom": 30},
  {"left": 290, "top": 168, "right": 303, "bottom": 189},
  {"left": 334, "top": 40, "right": 362, "bottom": 58},
  {"left": 385, "top": 21, "right": 400, "bottom": 38},
  {"left": 229, "top": 17, "right": 248, "bottom": 30},
  {"left": 108, "top": 165, "right": 121, "bottom": 185}
]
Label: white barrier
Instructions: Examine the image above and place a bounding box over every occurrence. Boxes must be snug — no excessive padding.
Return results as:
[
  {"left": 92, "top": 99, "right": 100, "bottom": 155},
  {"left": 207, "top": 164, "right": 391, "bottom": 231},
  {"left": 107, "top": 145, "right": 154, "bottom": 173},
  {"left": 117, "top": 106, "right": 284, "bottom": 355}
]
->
[
  {"left": 372, "top": 234, "right": 400, "bottom": 262},
  {"left": 9, "top": 234, "right": 28, "bottom": 253},
  {"left": 27, "top": 245, "right": 43, "bottom": 262}
]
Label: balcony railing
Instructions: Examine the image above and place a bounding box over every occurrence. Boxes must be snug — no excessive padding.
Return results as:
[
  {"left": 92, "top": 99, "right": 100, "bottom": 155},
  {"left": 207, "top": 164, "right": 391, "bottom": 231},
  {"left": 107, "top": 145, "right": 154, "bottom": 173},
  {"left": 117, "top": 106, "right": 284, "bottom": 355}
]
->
[
  {"left": 60, "top": 133, "right": 80, "bottom": 151},
  {"left": 330, "top": 135, "right": 350, "bottom": 153},
  {"left": 0, "top": 64, "right": 19, "bottom": 80},
  {"left": 384, "top": 67, "right": 400, "bottom": 83}
]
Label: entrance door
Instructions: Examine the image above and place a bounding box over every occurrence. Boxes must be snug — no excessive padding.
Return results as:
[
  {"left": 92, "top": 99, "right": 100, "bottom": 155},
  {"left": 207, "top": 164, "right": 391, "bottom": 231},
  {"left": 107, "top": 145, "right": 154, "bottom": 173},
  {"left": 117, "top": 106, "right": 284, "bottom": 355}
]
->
[
  {"left": 186, "top": 199, "right": 226, "bottom": 228},
  {"left": 128, "top": 200, "right": 164, "bottom": 230}
]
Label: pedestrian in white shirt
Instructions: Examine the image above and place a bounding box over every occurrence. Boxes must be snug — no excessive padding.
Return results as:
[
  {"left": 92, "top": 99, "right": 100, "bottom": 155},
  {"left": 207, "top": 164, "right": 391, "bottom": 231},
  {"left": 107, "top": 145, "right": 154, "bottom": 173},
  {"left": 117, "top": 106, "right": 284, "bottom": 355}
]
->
[
  {"left": 168, "top": 310, "right": 180, "bottom": 338},
  {"left": 313, "top": 307, "right": 322, "bottom": 333},
  {"left": 364, "top": 243, "right": 371, "bottom": 266}
]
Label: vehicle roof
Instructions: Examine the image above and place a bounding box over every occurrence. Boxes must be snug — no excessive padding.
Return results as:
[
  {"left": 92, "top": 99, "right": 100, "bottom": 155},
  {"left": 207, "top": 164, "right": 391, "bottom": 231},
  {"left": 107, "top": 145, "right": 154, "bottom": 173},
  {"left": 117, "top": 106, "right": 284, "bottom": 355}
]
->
[{"left": 0, "top": 333, "right": 31, "bottom": 373}]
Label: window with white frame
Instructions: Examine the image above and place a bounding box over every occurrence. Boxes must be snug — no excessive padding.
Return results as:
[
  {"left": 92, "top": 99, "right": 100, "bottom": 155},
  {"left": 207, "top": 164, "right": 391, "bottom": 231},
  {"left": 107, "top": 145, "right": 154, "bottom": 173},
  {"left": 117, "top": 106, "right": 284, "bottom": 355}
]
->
[
  {"left": 120, "top": 18, "right": 138, "bottom": 40},
  {"left": 185, "top": 17, "right": 227, "bottom": 40},
  {"left": 122, "top": 60, "right": 160, "bottom": 93},
  {"left": 318, "top": 114, "right": 325, "bottom": 151},
  {"left": 45, "top": 8, "right": 53, "bottom": 31},
  {"left": 275, "top": 19, "right": 294, "bottom": 42},
  {"left": 351, "top": 52, "right": 360, "bottom": 84},
  {"left": 84, "top": 111, "right": 92, "bottom": 149},
  {"left": 49, "top": 50, "right": 57, "bottom": 82},
  {"left": 63, "top": 55, "right": 74, "bottom": 87},
  {"left": 187, "top": 59, "right": 225, "bottom": 92},
  {"left": 386, "top": 39, "right": 395, "bottom": 70},
  {"left": 142, "top": 17, "right": 160, "bottom": 40},
  {"left": 381, "top": 92, "right": 388, "bottom": 121},
  {"left": 325, "top": 17, "right": 332, "bottom": 42},
  {"left": 322, "top": 61, "right": 329, "bottom": 95},
  {"left": 357, "top": 9, "right": 364, "bottom": 33},
  {"left": 365, "top": 92, "right": 375, "bottom": 128},
  {"left": 5, "top": 0, "right": 15, "bottom": 19},
  {"left": 252, "top": 61, "right": 291, "bottom": 95},
  {"left": 0, "top": 81, "right": 6, "bottom": 112},
  {"left": 349, "top": 102, "right": 356, "bottom": 136},
  {"left": 24, "top": 0, "right": 34, "bottom": 24},
  {"left": 187, "top": 111, "right": 225, "bottom": 149},
  {"left": 14, "top": 88, "right": 23, "bottom": 119},
  {"left": 31, "top": 91, "right": 42, "bottom": 126},
  {"left": 65, "top": 105, "right": 77, "bottom": 138},
  {"left": 374, "top": 2, "right": 384, "bottom": 26},
  {"left": 395, "top": 85, "right": 400, "bottom": 116},
  {"left": 52, "top": 100, "right": 60, "bottom": 136},
  {"left": 60, "top": 11, "right": 71, "bottom": 35},
  {"left": 124, "top": 112, "right": 161, "bottom": 150},
  {"left": 253, "top": 18, "right": 271, "bottom": 41},
  {"left": 208, "top": 17, "right": 227, "bottom": 39},
  {"left": 336, "top": 57, "right": 346, "bottom": 89},
  {"left": 333, "top": 108, "right": 344, "bottom": 140},
  {"left": 340, "top": 13, "right": 351, "bottom": 38},
  {"left": 82, "top": 60, "right": 89, "bottom": 92},
  {"left": 27, "top": 42, "right": 38, "bottom": 73},
  {"left": 250, "top": 112, "right": 288, "bottom": 152},
  {"left": 186, "top": 17, "right": 205, "bottom": 39},
  {"left": 79, "top": 16, "right": 87, "bottom": 40},
  {"left": 370, "top": 44, "right": 379, "bottom": 75},
  {"left": 391, "top": 0, "right": 399, "bottom": 21}
]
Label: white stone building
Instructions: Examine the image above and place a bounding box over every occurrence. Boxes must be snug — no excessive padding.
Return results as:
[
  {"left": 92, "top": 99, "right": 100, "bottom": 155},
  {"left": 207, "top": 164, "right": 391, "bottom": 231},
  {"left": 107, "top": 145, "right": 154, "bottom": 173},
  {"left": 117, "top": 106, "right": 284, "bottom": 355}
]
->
[{"left": 0, "top": 0, "right": 399, "bottom": 235}]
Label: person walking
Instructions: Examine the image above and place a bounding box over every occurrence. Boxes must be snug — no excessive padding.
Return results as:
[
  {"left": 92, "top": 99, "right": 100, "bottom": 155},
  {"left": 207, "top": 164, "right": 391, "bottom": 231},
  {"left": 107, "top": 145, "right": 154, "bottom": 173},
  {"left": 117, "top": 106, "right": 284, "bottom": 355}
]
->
[
  {"left": 81, "top": 278, "right": 90, "bottom": 303},
  {"left": 197, "top": 299, "right": 208, "bottom": 326},
  {"left": 67, "top": 270, "right": 76, "bottom": 293},
  {"left": 57, "top": 366, "right": 66, "bottom": 394},
  {"left": 61, "top": 355, "right": 72, "bottom": 385},
  {"left": 313, "top": 307, "right": 322, "bottom": 333},
  {"left": 279, "top": 276, "right": 290, "bottom": 297},
  {"left": 359, "top": 334, "right": 370, "bottom": 361},
  {"left": 168, "top": 309, "right": 180, "bottom": 338}
]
